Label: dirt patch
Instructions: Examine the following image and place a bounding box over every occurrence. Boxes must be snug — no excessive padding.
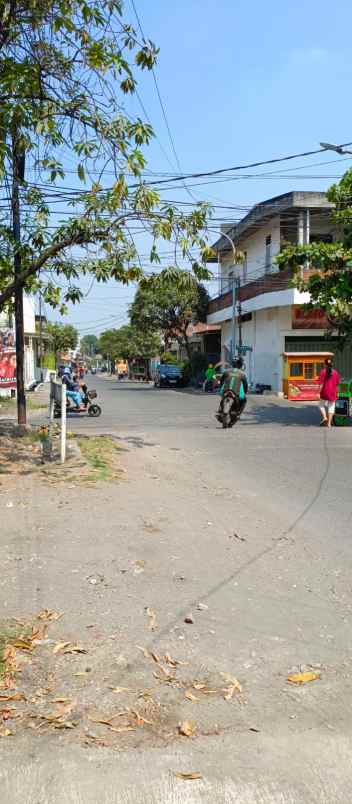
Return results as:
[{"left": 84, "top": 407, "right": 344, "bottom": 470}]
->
[
  {"left": 0, "top": 425, "right": 125, "bottom": 487},
  {"left": 0, "top": 611, "right": 244, "bottom": 749}
]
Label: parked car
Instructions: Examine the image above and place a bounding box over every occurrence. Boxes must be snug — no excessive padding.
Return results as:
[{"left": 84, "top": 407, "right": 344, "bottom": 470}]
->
[{"left": 154, "top": 364, "right": 183, "bottom": 388}]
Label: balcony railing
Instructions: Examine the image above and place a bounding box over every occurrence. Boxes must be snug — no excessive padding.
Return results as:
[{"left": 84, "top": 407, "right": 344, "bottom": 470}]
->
[{"left": 208, "top": 268, "right": 295, "bottom": 315}]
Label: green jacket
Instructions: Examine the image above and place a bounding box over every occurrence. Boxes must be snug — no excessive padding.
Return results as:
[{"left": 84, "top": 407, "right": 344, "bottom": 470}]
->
[{"left": 220, "top": 368, "right": 248, "bottom": 398}]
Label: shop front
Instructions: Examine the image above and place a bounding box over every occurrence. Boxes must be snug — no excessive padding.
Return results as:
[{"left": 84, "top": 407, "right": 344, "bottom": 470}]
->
[{"left": 283, "top": 351, "right": 334, "bottom": 401}]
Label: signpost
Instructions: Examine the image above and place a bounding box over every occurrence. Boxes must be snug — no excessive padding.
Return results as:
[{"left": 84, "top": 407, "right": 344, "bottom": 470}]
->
[{"left": 49, "top": 376, "right": 66, "bottom": 463}]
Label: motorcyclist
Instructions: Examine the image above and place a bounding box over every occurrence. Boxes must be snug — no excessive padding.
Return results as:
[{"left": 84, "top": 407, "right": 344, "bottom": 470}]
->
[
  {"left": 216, "top": 357, "right": 248, "bottom": 420},
  {"left": 61, "top": 368, "right": 82, "bottom": 409}
]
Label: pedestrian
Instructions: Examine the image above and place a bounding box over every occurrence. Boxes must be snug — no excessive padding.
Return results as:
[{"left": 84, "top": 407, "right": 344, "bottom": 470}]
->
[
  {"left": 204, "top": 363, "right": 215, "bottom": 392},
  {"left": 318, "top": 358, "right": 340, "bottom": 428}
]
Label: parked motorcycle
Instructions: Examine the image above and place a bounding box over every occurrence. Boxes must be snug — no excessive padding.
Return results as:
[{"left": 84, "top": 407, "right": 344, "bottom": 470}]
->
[
  {"left": 217, "top": 390, "right": 241, "bottom": 429},
  {"left": 54, "top": 384, "right": 102, "bottom": 418}
]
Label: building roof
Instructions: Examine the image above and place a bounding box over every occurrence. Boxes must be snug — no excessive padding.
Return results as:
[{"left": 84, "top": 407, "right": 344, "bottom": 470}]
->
[{"left": 208, "top": 191, "right": 334, "bottom": 261}]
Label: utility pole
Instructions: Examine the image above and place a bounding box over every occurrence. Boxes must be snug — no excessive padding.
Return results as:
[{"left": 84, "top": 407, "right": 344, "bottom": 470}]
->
[
  {"left": 237, "top": 297, "right": 243, "bottom": 350},
  {"left": 11, "top": 129, "right": 26, "bottom": 425},
  {"left": 232, "top": 276, "right": 241, "bottom": 359},
  {"left": 231, "top": 275, "right": 237, "bottom": 360},
  {"left": 39, "top": 291, "right": 43, "bottom": 383}
]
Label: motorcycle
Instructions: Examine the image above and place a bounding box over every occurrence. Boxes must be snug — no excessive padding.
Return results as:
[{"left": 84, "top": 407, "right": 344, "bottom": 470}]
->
[
  {"left": 217, "top": 389, "right": 241, "bottom": 429},
  {"left": 54, "top": 384, "right": 102, "bottom": 418}
]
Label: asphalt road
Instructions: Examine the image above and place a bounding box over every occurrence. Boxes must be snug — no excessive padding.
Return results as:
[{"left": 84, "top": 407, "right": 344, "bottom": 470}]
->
[{"left": 3, "top": 376, "right": 352, "bottom": 802}]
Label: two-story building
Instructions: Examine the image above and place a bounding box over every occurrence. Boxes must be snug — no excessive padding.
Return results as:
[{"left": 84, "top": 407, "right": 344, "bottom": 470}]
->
[{"left": 206, "top": 190, "right": 352, "bottom": 392}]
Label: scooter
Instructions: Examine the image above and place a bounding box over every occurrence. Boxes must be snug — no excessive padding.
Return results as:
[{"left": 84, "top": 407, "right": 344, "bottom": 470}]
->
[
  {"left": 217, "top": 390, "right": 241, "bottom": 429},
  {"left": 54, "top": 384, "right": 102, "bottom": 418}
]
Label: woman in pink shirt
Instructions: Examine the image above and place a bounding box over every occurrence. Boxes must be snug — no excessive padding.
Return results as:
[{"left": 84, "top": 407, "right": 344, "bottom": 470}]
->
[{"left": 318, "top": 358, "right": 340, "bottom": 428}]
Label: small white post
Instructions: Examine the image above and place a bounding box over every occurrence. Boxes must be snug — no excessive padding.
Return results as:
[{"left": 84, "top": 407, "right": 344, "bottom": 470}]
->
[
  {"left": 61, "top": 382, "right": 66, "bottom": 464},
  {"left": 49, "top": 373, "right": 55, "bottom": 427}
]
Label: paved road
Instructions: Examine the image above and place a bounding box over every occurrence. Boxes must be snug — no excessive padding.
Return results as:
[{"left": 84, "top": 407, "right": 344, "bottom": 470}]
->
[{"left": 4, "top": 376, "right": 352, "bottom": 802}]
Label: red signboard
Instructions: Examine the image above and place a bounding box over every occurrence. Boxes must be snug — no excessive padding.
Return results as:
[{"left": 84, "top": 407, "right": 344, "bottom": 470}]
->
[
  {"left": 292, "top": 306, "right": 329, "bottom": 329},
  {"left": 0, "top": 350, "right": 16, "bottom": 389},
  {"left": 288, "top": 380, "right": 320, "bottom": 401}
]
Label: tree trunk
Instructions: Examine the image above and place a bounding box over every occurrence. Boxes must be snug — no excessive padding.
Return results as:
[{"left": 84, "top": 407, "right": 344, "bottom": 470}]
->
[
  {"left": 181, "top": 331, "right": 192, "bottom": 361},
  {"left": 11, "top": 133, "right": 26, "bottom": 425}
]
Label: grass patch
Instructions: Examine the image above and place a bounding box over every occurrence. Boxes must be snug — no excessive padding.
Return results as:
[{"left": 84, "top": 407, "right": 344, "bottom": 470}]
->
[
  {"left": 0, "top": 396, "right": 47, "bottom": 414},
  {"left": 78, "top": 436, "right": 123, "bottom": 483}
]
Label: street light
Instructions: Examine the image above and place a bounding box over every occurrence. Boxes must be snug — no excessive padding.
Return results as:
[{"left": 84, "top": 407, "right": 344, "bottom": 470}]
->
[{"left": 320, "top": 142, "right": 352, "bottom": 155}]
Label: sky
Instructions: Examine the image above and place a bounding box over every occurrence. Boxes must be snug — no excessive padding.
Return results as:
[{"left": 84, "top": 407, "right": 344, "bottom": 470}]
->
[{"left": 56, "top": 0, "right": 352, "bottom": 337}]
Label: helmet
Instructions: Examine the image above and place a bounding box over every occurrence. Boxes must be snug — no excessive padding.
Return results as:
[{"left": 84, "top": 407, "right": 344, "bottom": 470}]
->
[
  {"left": 232, "top": 356, "right": 244, "bottom": 369},
  {"left": 63, "top": 367, "right": 71, "bottom": 375}
]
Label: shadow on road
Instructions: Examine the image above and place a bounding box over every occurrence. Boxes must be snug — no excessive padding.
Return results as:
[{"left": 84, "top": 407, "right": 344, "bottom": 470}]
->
[{"left": 244, "top": 401, "right": 318, "bottom": 427}]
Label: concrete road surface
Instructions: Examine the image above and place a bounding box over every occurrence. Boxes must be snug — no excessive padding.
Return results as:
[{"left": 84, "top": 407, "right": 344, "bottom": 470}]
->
[{"left": 2, "top": 376, "right": 352, "bottom": 803}]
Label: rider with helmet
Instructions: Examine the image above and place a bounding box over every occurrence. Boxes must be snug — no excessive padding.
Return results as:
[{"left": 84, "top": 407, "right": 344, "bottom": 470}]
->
[
  {"left": 61, "top": 367, "right": 82, "bottom": 409},
  {"left": 217, "top": 356, "right": 248, "bottom": 420}
]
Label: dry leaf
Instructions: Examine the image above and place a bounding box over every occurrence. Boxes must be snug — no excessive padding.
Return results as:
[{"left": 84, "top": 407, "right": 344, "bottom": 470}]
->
[
  {"left": 287, "top": 671, "right": 320, "bottom": 685},
  {"left": 0, "top": 728, "right": 13, "bottom": 737},
  {"left": 53, "top": 642, "right": 71, "bottom": 654},
  {"left": 221, "top": 673, "right": 242, "bottom": 696},
  {"left": 130, "top": 709, "right": 154, "bottom": 726},
  {"left": 37, "top": 609, "right": 63, "bottom": 621},
  {"left": 192, "top": 682, "right": 207, "bottom": 690},
  {"left": 73, "top": 672, "right": 88, "bottom": 677},
  {"left": 12, "top": 639, "right": 33, "bottom": 651},
  {"left": 109, "top": 687, "right": 133, "bottom": 695},
  {"left": 52, "top": 720, "right": 77, "bottom": 730},
  {"left": 146, "top": 608, "right": 157, "bottom": 631},
  {"left": 0, "top": 692, "right": 26, "bottom": 702},
  {"left": 174, "top": 772, "right": 202, "bottom": 781},
  {"left": 108, "top": 725, "right": 135, "bottom": 734},
  {"left": 51, "top": 697, "right": 72, "bottom": 704},
  {"left": 136, "top": 645, "right": 150, "bottom": 659},
  {"left": 185, "top": 689, "right": 199, "bottom": 703},
  {"left": 153, "top": 671, "right": 177, "bottom": 684},
  {"left": 164, "top": 653, "right": 188, "bottom": 668},
  {"left": 63, "top": 645, "right": 87, "bottom": 654},
  {"left": 178, "top": 720, "right": 196, "bottom": 737}
]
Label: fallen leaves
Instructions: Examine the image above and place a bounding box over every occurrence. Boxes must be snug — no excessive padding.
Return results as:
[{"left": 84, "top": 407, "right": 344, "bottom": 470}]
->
[
  {"left": 0, "top": 692, "right": 26, "bottom": 702},
  {"left": 185, "top": 689, "right": 199, "bottom": 703},
  {"left": 53, "top": 642, "right": 87, "bottom": 655},
  {"left": 146, "top": 607, "right": 157, "bottom": 631},
  {"left": 174, "top": 772, "right": 202, "bottom": 781},
  {"left": 37, "top": 609, "right": 63, "bottom": 622},
  {"left": 220, "top": 673, "right": 242, "bottom": 699},
  {"left": 12, "top": 639, "right": 33, "bottom": 652},
  {"left": 109, "top": 687, "right": 133, "bottom": 695},
  {"left": 0, "top": 728, "right": 13, "bottom": 737},
  {"left": 178, "top": 720, "right": 196, "bottom": 737},
  {"left": 287, "top": 671, "right": 320, "bottom": 685}
]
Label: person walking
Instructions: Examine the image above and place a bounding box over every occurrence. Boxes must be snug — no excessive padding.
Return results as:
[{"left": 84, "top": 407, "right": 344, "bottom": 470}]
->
[
  {"left": 204, "top": 363, "right": 215, "bottom": 392},
  {"left": 318, "top": 358, "right": 340, "bottom": 428}
]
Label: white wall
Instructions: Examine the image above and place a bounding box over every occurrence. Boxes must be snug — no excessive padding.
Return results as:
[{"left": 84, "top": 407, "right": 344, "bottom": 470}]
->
[
  {"left": 220, "top": 216, "right": 281, "bottom": 291},
  {"left": 23, "top": 296, "right": 36, "bottom": 334}
]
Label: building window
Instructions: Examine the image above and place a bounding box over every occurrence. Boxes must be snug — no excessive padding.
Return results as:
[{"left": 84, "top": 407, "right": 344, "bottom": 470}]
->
[
  {"left": 304, "top": 362, "right": 314, "bottom": 380},
  {"left": 265, "top": 235, "right": 271, "bottom": 273},
  {"left": 290, "top": 362, "right": 303, "bottom": 377}
]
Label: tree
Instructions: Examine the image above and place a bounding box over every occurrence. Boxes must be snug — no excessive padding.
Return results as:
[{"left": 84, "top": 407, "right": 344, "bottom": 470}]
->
[
  {"left": 130, "top": 276, "right": 210, "bottom": 360},
  {"left": 46, "top": 322, "right": 78, "bottom": 357},
  {"left": 80, "top": 334, "right": 98, "bottom": 356},
  {"left": 0, "top": 0, "right": 211, "bottom": 423},
  {"left": 276, "top": 169, "right": 352, "bottom": 341},
  {"left": 99, "top": 325, "right": 160, "bottom": 362}
]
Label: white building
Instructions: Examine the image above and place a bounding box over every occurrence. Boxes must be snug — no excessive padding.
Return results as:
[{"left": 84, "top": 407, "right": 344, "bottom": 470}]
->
[{"left": 206, "top": 191, "right": 351, "bottom": 393}]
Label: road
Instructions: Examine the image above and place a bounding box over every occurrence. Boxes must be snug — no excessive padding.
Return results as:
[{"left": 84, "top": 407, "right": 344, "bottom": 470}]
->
[{"left": 2, "top": 376, "right": 352, "bottom": 803}]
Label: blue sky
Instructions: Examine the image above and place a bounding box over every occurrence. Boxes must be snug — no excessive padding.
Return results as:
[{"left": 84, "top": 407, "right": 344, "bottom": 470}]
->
[{"left": 61, "top": 0, "right": 352, "bottom": 336}]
